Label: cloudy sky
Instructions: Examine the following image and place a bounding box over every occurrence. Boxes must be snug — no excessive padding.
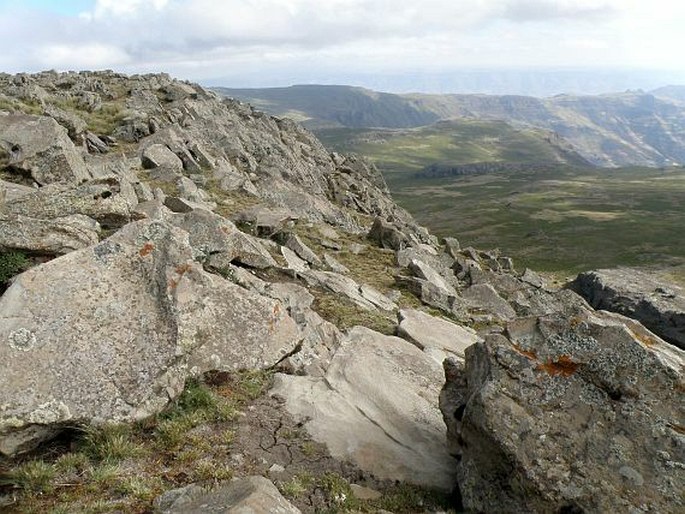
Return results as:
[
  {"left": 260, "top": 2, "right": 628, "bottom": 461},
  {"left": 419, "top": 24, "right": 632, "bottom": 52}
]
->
[{"left": 0, "top": 0, "right": 683, "bottom": 93}]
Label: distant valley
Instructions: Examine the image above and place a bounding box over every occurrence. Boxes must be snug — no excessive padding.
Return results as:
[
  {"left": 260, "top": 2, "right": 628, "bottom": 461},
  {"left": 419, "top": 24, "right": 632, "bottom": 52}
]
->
[
  {"left": 214, "top": 84, "right": 685, "bottom": 275},
  {"left": 214, "top": 84, "right": 685, "bottom": 168}
]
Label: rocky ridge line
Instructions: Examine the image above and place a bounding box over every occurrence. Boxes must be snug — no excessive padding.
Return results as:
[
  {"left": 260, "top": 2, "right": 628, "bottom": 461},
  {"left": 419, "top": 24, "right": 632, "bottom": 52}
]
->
[{"left": 0, "top": 71, "right": 683, "bottom": 513}]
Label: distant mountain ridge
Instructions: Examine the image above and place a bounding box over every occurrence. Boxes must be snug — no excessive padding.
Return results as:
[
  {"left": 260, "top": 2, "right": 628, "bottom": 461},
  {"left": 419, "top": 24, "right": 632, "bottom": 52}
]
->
[{"left": 213, "top": 85, "right": 685, "bottom": 168}]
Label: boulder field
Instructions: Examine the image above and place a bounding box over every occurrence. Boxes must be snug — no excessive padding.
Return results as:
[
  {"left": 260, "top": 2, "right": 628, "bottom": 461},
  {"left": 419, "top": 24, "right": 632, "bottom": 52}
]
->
[{"left": 0, "top": 71, "right": 682, "bottom": 513}]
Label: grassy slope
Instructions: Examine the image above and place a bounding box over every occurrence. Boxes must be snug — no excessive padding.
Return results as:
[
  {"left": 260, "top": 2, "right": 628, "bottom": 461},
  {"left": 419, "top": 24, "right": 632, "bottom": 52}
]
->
[
  {"left": 392, "top": 166, "right": 685, "bottom": 277},
  {"left": 316, "top": 120, "right": 581, "bottom": 179}
]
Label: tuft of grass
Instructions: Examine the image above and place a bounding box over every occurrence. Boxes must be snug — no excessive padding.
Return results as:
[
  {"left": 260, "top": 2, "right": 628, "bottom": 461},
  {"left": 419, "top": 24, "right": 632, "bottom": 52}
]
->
[
  {"left": 279, "top": 472, "right": 315, "bottom": 499},
  {"left": 2, "top": 460, "right": 56, "bottom": 494},
  {"left": 79, "top": 424, "right": 145, "bottom": 463}
]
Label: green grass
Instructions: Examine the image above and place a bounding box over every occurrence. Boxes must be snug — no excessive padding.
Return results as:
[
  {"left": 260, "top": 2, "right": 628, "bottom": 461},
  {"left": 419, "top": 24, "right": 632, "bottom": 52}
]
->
[
  {"left": 316, "top": 119, "right": 578, "bottom": 181},
  {"left": 391, "top": 166, "right": 685, "bottom": 276},
  {"left": 0, "top": 251, "right": 29, "bottom": 285},
  {"left": 0, "top": 371, "right": 271, "bottom": 514}
]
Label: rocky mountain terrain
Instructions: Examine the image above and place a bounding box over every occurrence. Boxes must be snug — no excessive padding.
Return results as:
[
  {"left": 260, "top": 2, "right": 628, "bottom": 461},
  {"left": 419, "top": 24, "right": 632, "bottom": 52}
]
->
[
  {"left": 216, "top": 84, "right": 685, "bottom": 167},
  {"left": 0, "top": 71, "right": 683, "bottom": 513}
]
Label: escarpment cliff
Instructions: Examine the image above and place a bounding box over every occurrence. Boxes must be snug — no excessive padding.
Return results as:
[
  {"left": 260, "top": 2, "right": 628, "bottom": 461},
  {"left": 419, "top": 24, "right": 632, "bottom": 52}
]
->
[{"left": 0, "top": 72, "right": 683, "bottom": 513}]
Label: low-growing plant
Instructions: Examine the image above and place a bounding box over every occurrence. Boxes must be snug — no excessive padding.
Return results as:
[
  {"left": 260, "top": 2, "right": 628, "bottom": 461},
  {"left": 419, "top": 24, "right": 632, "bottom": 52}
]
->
[
  {"left": 0, "top": 250, "right": 30, "bottom": 285},
  {"left": 2, "top": 460, "right": 56, "bottom": 494}
]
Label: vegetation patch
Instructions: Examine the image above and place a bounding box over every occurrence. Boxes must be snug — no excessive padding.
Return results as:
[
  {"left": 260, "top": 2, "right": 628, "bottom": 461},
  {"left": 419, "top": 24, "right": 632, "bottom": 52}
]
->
[
  {"left": 311, "top": 288, "right": 396, "bottom": 335},
  {"left": 0, "top": 371, "right": 272, "bottom": 514},
  {"left": 0, "top": 251, "right": 30, "bottom": 287}
]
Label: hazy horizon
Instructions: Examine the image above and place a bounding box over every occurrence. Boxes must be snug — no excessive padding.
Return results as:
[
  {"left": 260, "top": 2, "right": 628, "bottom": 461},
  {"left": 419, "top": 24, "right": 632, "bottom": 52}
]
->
[
  {"left": 0, "top": 1, "right": 682, "bottom": 97},
  {"left": 205, "top": 68, "right": 685, "bottom": 97}
]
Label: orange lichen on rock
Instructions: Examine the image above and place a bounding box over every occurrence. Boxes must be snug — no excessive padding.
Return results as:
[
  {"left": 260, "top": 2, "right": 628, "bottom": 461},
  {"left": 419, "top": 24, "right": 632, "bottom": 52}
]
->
[
  {"left": 139, "top": 242, "right": 155, "bottom": 257},
  {"left": 511, "top": 343, "right": 538, "bottom": 360},
  {"left": 536, "top": 355, "right": 579, "bottom": 377},
  {"left": 175, "top": 263, "right": 193, "bottom": 276},
  {"left": 628, "top": 328, "right": 658, "bottom": 348}
]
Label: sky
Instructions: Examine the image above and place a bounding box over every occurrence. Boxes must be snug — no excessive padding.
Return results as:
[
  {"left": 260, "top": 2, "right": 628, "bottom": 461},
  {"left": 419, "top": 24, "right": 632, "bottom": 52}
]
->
[{"left": 0, "top": 0, "right": 683, "bottom": 94}]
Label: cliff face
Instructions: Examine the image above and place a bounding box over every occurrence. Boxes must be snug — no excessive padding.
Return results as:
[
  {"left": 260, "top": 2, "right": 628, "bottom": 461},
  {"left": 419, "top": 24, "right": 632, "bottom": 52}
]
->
[{"left": 0, "top": 72, "right": 683, "bottom": 514}]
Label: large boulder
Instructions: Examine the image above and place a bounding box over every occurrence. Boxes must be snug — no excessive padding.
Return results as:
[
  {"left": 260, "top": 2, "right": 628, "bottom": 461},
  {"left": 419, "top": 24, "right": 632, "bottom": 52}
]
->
[
  {"left": 141, "top": 143, "right": 184, "bottom": 172},
  {"left": 154, "top": 476, "right": 301, "bottom": 514},
  {"left": 572, "top": 267, "right": 685, "bottom": 349},
  {"left": 0, "top": 220, "right": 299, "bottom": 456},
  {"left": 440, "top": 308, "right": 685, "bottom": 513},
  {"left": 272, "top": 326, "right": 457, "bottom": 490},
  {"left": 0, "top": 114, "right": 91, "bottom": 185}
]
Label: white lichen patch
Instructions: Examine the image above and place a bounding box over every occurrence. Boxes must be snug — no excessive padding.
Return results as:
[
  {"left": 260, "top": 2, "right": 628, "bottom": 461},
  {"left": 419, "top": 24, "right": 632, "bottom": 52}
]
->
[
  {"left": 27, "top": 400, "right": 72, "bottom": 424},
  {"left": 8, "top": 328, "right": 37, "bottom": 351}
]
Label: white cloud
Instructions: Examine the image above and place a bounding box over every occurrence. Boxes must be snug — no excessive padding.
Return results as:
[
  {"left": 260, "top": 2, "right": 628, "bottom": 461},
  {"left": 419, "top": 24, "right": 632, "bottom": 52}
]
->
[
  {"left": 34, "top": 43, "right": 131, "bottom": 69},
  {"left": 0, "top": 0, "right": 682, "bottom": 84}
]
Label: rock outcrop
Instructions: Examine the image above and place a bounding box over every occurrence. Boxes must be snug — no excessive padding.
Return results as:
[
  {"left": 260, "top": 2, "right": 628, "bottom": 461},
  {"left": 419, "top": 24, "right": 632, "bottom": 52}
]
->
[
  {"left": 2, "top": 71, "right": 683, "bottom": 514},
  {"left": 440, "top": 307, "right": 685, "bottom": 513},
  {"left": 573, "top": 267, "right": 685, "bottom": 350},
  {"left": 0, "top": 220, "right": 299, "bottom": 455},
  {"left": 154, "top": 476, "right": 301, "bottom": 514}
]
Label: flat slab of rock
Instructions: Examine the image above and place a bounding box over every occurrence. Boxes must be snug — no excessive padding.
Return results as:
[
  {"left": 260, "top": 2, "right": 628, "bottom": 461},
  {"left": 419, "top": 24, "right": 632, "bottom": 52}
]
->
[
  {"left": 301, "top": 270, "right": 396, "bottom": 311},
  {"left": 0, "top": 213, "right": 100, "bottom": 254},
  {"left": 272, "top": 326, "right": 457, "bottom": 491},
  {"left": 0, "top": 220, "right": 298, "bottom": 455},
  {"left": 4, "top": 177, "right": 137, "bottom": 229},
  {"left": 440, "top": 307, "right": 685, "bottom": 513},
  {"left": 154, "top": 476, "right": 301, "bottom": 513},
  {"left": 397, "top": 309, "right": 481, "bottom": 363},
  {"left": 573, "top": 267, "right": 685, "bottom": 349},
  {"left": 462, "top": 283, "right": 516, "bottom": 321},
  {"left": 142, "top": 143, "right": 184, "bottom": 171}
]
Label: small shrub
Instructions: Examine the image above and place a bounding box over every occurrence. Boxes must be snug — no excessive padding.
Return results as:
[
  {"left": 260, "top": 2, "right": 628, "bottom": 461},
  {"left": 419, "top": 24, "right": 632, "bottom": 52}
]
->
[{"left": 0, "top": 250, "right": 29, "bottom": 284}]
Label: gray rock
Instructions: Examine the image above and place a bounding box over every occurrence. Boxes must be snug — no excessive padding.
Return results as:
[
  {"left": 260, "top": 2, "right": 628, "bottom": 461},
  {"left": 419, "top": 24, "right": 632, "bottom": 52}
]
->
[
  {"left": 521, "top": 268, "right": 545, "bottom": 289},
  {"left": 281, "top": 246, "right": 308, "bottom": 272},
  {"left": 462, "top": 283, "right": 516, "bottom": 320},
  {"left": 154, "top": 476, "right": 301, "bottom": 513},
  {"left": 572, "top": 267, "right": 685, "bottom": 349},
  {"left": 142, "top": 143, "right": 184, "bottom": 171},
  {"left": 397, "top": 309, "right": 481, "bottom": 363},
  {"left": 4, "top": 177, "right": 137, "bottom": 228},
  {"left": 272, "top": 326, "right": 457, "bottom": 490},
  {"left": 409, "top": 259, "right": 457, "bottom": 297},
  {"left": 264, "top": 282, "right": 341, "bottom": 376},
  {"left": 0, "top": 114, "right": 91, "bottom": 185},
  {"left": 442, "top": 237, "right": 461, "bottom": 258},
  {"left": 0, "top": 220, "right": 298, "bottom": 455},
  {"left": 440, "top": 308, "right": 685, "bottom": 514},
  {"left": 284, "top": 234, "right": 322, "bottom": 266},
  {"left": 0, "top": 180, "right": 34, "bottom": 203},
  {"left": 171, "top": 209, "right": 276, "bottom": 270},
  {"left": 0, "top": 213, "right": 100, "bottom": 254},
  {"left": 300, "top": 270, "right": 396, "bottom": 311},
  {"left": 323, "top": 253, "right": 349, "bottom": 274},
  {"left": 368, "top": 216, "right": 408, "bottom": 250},
  {"left": 233, "top": 207, "right": 297, "bottom": 237},
  {"left": 42, "top": 105, "right": 87, "bottom": 139}
]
